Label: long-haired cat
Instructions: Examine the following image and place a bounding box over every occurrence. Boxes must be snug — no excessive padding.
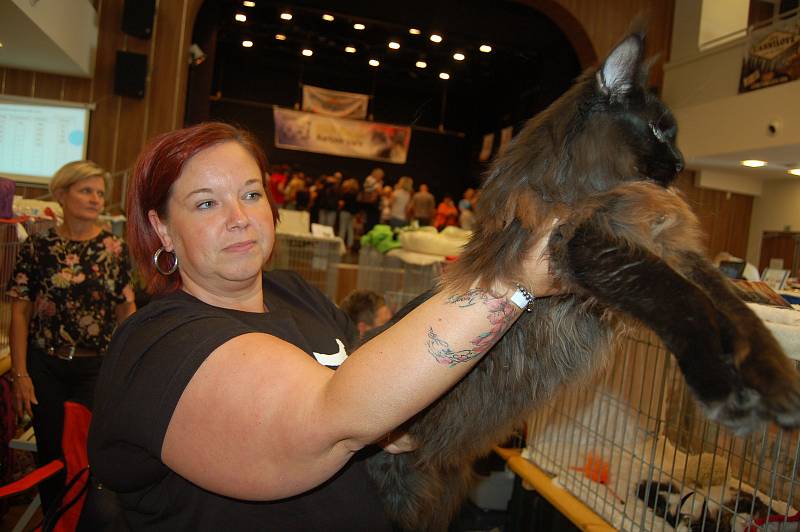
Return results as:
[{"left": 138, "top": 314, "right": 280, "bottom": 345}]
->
[{"left": 364, "top": 31, "right": 800, "bottom": 531}]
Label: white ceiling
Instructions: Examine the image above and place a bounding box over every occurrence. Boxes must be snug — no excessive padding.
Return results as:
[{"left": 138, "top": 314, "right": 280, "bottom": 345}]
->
[
  {"left": 690, "top": 144, "right": 800, "bottom": 179},
  {"left": 0, "top": 0, "right": 96, "bottom": 78}
]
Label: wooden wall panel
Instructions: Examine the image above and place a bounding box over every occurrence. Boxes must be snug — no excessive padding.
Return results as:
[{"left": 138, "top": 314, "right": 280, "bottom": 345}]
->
[
  {"left": 674, "top": 171, "right": 754, "bottom": 259},
  {"left": 525, "top": 0, "right": 675, "bottom": 88}
]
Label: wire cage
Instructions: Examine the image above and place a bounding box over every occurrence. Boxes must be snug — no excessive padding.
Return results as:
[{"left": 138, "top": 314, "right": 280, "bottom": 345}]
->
[
  {"left": 0, "top": 219, "right": 57, "bottom": 356},
  {"left": 525, "top": 327, "right": 800, "bottom": 531},
  {"left": 356, "top": 247, "right": 442, "bottom": 311},
  {"left": 266, "top": 233, "right": 343, "bottom": 301}
]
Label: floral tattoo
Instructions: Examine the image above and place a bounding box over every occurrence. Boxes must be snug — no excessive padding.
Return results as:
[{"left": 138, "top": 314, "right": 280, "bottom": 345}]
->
[{"left": 427, "top": 288, "right": 517, "bottom": 367}]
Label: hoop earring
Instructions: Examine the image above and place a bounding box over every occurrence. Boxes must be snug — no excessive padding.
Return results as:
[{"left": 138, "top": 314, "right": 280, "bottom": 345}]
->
[{"left": 153, "top": 246, "right": 178, "bottom": 275}]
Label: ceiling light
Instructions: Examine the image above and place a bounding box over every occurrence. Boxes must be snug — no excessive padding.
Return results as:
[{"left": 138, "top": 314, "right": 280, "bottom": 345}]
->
[
  {"left": 453, "top": 52, "right": 465, "bottom": 61},
  {"left": 388, "top": 41, "right": 400, "bottom": 50},
  {"left": 302, "top": 48, "right": 313, "bottom": 57},
  {"left": 415, "top": 60, "right": 427, "bottom": 68},
  {"left": 242, "top": 40, "right": 254, "bottom": 48},
  {"left": 369, "top": 59, "right": 380, "bottom": 67},
  {"left": 280, "top": 12, "right": 292, "bottom": 21},
  {"left": 439, "top": 72, "right": 450, "bottom": 80},
  {"left": 345, "top": 46, "right": 356, "bottom": 53},
  {"left": 0, "top": 42, "right": 3, "bottom": 48},
  {"left": 409, "top": 28, "right": 421, "bottom": 35},
  {"left": 322, "top": 14, "right": 334, "bottom": 21},
  {"left": 354, "top": 23, "right": 366, "bottom": 30},
  {"left": 789, "top": 168, "right": 800, "bottom": 176},
  {"left": 741, "top": 159, "right": 767, "bottom": 167},
  {"left": 235, "top": 13, "right": 247, "bottom": 22},
  {"left": 479, "top": 44, "right": 492, "bottom": 53},
  {"left": 243, "top": 1, "right": 255, "bottom": 6},
  {"left": 430, "top": 33, "right": 443, "bottom": 43},
  {"left": 275, "top": 34, "right": 286, "bottom": 41}
]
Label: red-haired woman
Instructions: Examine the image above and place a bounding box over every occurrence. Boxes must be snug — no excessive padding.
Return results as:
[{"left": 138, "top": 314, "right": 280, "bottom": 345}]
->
[{"left": 88, "top": 122, "right": 559, "bottom": 530}]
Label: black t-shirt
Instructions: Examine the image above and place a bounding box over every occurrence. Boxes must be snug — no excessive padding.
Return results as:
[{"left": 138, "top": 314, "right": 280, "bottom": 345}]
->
[{"left": 88, "top": 271, "right": 391, "bottom": 531}]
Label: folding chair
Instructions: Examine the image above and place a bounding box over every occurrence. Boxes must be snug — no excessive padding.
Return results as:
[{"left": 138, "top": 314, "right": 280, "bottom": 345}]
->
[{"left": 0, "top": 401, "right": 92, "bottom": 532}]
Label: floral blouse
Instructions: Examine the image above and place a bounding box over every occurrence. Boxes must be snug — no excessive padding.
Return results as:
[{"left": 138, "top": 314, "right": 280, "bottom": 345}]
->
[{"left": 6, "top": 228, "right": 134, "bottom": 353}]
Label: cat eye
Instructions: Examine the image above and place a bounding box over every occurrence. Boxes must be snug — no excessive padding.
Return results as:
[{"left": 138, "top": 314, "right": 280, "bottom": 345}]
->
[{"left": 649, "top": 121, "right": 670, "bottom": 144}]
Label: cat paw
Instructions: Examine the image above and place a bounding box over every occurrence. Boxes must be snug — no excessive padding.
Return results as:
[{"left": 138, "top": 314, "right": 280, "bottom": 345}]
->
[{"left": 700, "top": 360, "right": 800, "bottom": 435}]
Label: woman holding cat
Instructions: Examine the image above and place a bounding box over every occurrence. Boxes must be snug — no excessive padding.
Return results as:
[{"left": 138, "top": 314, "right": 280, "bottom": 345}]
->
[{"left": 87, "top": 122, "right": 560, "bottom": 530}]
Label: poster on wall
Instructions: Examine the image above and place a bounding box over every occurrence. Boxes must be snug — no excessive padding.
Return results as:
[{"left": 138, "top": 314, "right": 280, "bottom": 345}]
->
[
  {"left": 273, "top": 107, "right": 411, "bottom": 164},
  {"left": 301, "top": 84, "right": 370, "bottom": 119},
  {"left": 739, "top": 15, "right": 800, "bottom": 92}
]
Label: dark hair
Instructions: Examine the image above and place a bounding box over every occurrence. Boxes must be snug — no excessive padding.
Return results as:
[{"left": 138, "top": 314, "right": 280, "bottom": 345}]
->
[
  {"left": 127, "top": 122, "right": 279, "bottom": 296},
  {"left": 339, "top": 289, "right": 386, "bottom": 326}
]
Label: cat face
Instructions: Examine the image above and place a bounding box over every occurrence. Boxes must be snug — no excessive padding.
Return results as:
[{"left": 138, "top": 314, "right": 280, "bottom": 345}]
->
[{"left": 577, "top": 33, "right": 684, "bottom": 188}]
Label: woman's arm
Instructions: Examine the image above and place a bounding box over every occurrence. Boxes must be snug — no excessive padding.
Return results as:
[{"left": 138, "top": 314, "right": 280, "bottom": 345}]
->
[
  {"left": 9, "top": 298, "right": 35, "bottom": 417},
  {"left": 162, "top": 236, "right": 555, "bottom": 501}
]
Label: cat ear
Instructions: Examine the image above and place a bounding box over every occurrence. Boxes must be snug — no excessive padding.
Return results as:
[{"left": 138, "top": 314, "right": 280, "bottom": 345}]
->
[{"left": 597, "top": 33, "right": 645, "bottom": 97}]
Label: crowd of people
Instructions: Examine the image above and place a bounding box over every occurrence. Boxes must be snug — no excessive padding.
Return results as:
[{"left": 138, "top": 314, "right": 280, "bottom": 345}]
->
[{"left": 268, "top": 164, "right": 480, "bottom": 250}]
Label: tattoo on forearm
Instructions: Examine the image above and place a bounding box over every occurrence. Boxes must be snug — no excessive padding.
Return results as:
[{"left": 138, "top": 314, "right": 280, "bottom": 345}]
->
[{"left": 428, "top": 289, "right": 517, "bottom": 367}]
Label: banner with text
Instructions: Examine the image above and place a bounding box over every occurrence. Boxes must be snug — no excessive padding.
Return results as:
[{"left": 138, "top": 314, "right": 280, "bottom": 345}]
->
[
  {"left": 301, "top": 84, "right": 370, "bottom": 119},
  {"left": 740, "top": 15, "right": 800, "bottom": 92},
  {"left": 273, "top": 107, "right": 411, "bottom": 164}
]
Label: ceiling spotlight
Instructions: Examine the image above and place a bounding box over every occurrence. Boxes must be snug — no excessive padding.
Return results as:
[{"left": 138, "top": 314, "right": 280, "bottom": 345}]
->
[
  {"left": 345, "top": 46, "right": 356, "bottom": 53},
  {"left": 275, "top": 34, "right": 287, "bottom": 41},
  {"left": 789, "top": 168, "right": 800, "bottom": 176},
  {"left": 302, "top": 48, "right": 313, "bottom": 57},
  {"left": 415, "top": 60, "right": 427, "bottom": 68},
  {"left": 354, "top": 23, "right": 366, "bottom": 30},
  {"left": 322, "top": 14, "right": 334, "bottom": 21},
  {"left": 439, "top": 72, "right": 450, "bottom": 80},
  {"left": 369, "top": 59, "right": 380, "bottom": 67},
  {"left": 430, "top": 33, "right": 443, "bottom": 43},
  {"left": 741, "top": 159, "right": 767, "bottom": 167},
  {"left": 243, "top": 1, "right": 255, "bottom": 6},
  {"left": 388, "top": 41, "right": 400, "bottom": 50},
  {"left": 235, "top": 13, "right": 247, "bottom": 22},
  {"left": 409, "top": 28, "right": 421, "bottom": 35},
  {"left": 479, "top": 44, "right": 492, "bottom": 53},
  {"left": 453, "top": 52, "right": 465, "bottom": 61},
  {"left": 280, "top": 12, "right": 292, "bottom": 21},
  {"left": 242, "top": 40, "right": 254, "bottom": 48}
]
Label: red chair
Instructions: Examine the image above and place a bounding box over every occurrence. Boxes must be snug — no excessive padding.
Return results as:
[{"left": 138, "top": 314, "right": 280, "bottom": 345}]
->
[{"left": 0, "top": 401, "right": 92, "bottom": 532}]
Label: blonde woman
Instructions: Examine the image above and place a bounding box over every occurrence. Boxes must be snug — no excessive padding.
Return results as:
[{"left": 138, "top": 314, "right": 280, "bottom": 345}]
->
[
  {"left": 7, "top": 160, "right": 136, "bottom": 513},
  {"left": 389, "top": 176, "right": 413, "bottom": 229}
]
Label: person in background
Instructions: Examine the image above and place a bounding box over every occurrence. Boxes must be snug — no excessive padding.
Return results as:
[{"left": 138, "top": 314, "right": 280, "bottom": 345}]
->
[
  {"left": 87, "top": 122, "right": 560, "bottom": 530},
  {"left": 389, "top": 176, "right": 413, "bottom": 229},
  {"left": 361, "top": 168, "right": 384, "bottom": 231},
  {"left": 434, "top": 194, "right": 459, "bottom": 230},
  {"left": 409, "top": 183, "right": 436, "bottom": 226},
  {"left": 268, "top": 164, "right": 288, "bottom": 208},
  {"left": 379, "top": 185, "right": 393, "bottom": 226},
  {"left": 317, "top": 174, "right": 341, "bottom": 229},
  {"left": 458, "top": 188, "right": 477, "bottom": 231},
  {"left": 283, "top": 171, "right": 306, "bottom": 210},
  {"left": 339, "top": 177, "right": 360, "bottom": 250},
  {"left": 7, "top": 160, "right": 136, "bottom": 514},
  {"left": 458, "top": 188, "right": 476, "bottom": 214},
  {"left": 339, "top": 289, "right": 393, "bottom": 340}
]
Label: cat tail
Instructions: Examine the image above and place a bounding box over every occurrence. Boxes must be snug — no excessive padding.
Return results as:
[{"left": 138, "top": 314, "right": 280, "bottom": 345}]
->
[{"left": 366, "top": 451, "right": 474, "bottom": 532}]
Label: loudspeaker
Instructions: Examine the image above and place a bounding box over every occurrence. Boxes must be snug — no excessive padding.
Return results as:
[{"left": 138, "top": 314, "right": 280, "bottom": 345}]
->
[
  {"left": 122, "top": 0, "right": 155, "bottom": 39},
  {"left": 114, "top": 51, "right": 147, "bottom": 99}
]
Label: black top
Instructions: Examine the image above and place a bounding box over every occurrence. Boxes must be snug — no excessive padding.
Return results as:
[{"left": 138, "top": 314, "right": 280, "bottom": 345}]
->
[
  {"left": 6, "top": 228, "right": 133, "bottom": 353},
  {"left": 88, "top": 271, "right": 391, "bottom": 531}
]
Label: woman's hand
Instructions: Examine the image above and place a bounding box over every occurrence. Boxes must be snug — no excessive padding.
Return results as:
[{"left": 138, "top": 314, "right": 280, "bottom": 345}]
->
[
  {"left": 379, "top": 430, "right": 418, "bottom": 454},
  {"left": 521, "top": 219, "right": 562, "bottom": 298},
  {"left": 12, "top": 376, "right": 37, "bottom": 418}
]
